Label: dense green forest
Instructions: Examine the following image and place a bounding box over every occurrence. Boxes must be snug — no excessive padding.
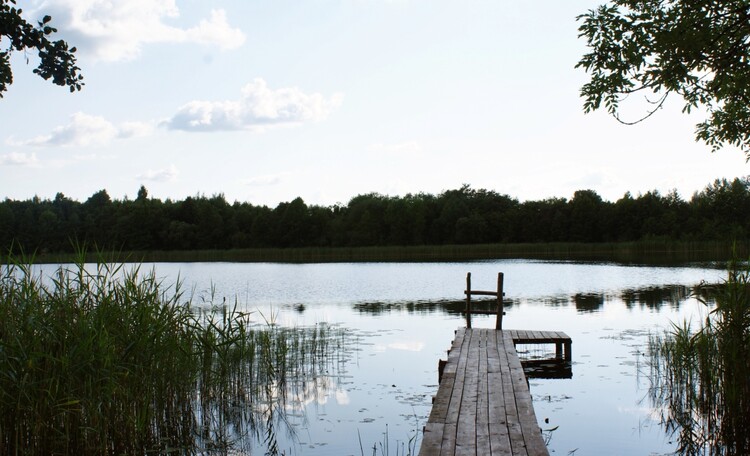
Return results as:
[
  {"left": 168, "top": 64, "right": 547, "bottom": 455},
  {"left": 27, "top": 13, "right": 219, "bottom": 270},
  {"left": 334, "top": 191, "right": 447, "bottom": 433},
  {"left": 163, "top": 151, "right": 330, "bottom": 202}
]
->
[{"left": 1, "top": 177, "right": 749, "bottom": 254}]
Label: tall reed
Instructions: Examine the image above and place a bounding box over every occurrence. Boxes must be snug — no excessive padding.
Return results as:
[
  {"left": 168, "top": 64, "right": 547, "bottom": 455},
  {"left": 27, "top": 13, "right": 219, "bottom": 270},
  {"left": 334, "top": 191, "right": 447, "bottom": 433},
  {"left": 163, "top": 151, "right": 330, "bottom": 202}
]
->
[
  {"left": 0, "top": 253, "right": 345, "bottom": 455},
  {"left": 649, "top": 258, "right": 750, "bottom": 455}
]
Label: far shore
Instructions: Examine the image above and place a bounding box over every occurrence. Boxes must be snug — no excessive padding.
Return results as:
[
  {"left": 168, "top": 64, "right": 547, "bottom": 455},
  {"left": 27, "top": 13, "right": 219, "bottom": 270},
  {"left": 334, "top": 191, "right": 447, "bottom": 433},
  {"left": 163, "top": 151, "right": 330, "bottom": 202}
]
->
[{"left": 26, "top": 239, "right": 747, "bottom": 266}]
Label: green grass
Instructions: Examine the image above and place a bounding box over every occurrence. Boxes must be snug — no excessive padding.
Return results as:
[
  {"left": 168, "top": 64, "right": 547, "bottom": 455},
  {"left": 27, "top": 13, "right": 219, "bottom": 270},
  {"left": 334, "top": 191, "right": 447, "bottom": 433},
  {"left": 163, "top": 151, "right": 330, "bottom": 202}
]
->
[
  {"left": 0, "top": 253, "right": 345, "bottom": 455},
  {"left": 648, "top": 257, "right": 750, "bottom": 455},
  {"left": 32, "top": 240, "right": 748, "bottom": 265}
]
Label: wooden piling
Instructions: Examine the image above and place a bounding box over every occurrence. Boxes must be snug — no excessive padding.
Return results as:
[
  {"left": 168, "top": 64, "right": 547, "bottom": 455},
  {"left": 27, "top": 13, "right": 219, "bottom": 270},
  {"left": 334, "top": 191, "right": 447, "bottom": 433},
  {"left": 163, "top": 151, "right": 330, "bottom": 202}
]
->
[
  {"left": 496, "top": 272, "right": 504, "bottom": 330},
  {"left": 465, "top": 272, "right": 472, "bottom": 328}
]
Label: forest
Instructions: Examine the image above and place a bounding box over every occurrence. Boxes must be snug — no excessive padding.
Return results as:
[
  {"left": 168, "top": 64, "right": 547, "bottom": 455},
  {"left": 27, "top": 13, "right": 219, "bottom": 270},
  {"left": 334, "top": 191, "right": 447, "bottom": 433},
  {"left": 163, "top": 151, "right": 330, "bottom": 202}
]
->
[{"left": 1, "top": 177, "right": 749, "bottom": 254}]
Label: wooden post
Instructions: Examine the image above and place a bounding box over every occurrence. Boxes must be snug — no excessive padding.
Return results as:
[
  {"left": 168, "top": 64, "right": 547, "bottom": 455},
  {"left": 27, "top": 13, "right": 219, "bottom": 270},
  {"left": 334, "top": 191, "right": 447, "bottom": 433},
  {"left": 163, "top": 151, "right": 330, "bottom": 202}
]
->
[
  {"left": 555, "top": 341, "right": 572, "bottom": 361},
  {"left": 465, "top": 272, "right": 472, "bottom": 328},
  {"left": 495, "top": 272, "right": 504, "bottom": 330}
]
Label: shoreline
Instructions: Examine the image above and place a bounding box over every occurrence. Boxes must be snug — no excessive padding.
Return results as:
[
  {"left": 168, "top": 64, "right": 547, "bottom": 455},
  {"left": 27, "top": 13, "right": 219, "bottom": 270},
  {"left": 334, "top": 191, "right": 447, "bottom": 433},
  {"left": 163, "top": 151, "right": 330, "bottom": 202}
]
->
[{"left": 27, "top": 239, "right": 746, "bottom": 266}]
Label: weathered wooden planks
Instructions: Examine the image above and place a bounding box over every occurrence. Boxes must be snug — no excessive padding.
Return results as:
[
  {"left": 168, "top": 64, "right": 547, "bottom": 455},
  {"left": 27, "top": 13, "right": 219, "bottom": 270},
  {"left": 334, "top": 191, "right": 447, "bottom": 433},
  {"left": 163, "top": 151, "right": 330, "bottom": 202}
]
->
[
  {"left": 420, "top": 329, "right": 572, "bottom": 456},
  {"left": 506, "top": 329, "right": 572, "bottom": 361}
]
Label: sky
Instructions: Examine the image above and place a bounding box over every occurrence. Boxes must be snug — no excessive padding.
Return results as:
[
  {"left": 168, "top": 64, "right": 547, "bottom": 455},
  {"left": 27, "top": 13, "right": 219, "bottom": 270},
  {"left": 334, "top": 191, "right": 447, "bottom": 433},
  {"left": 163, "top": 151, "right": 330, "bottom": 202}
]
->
[{"left": 1, "top": 0, "right": 748, "bottom": 207}]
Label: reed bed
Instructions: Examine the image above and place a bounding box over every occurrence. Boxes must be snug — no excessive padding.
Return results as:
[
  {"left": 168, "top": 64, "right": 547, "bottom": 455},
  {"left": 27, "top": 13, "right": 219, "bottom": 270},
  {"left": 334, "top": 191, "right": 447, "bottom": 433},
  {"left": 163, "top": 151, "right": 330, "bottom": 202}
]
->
[
  {"left": 35, "top": 240, "right": 747, "bottom": 265},
  {"left": 0, "top": 255, "right": 345, "bottom": 455},
  {"left": 648, "top": 258, "right": 750, "bottom": 455}
]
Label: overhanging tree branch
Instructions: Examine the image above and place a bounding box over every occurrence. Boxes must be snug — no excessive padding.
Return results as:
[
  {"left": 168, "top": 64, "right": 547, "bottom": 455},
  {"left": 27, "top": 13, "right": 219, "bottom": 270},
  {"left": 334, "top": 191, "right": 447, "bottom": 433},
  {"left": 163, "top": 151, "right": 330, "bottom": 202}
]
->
[
  {"left": 0, "top": 0, "right": 83, "bottom": 97},
  {"left": 577, "top": 0, "right": 750, "bottom": 158}
]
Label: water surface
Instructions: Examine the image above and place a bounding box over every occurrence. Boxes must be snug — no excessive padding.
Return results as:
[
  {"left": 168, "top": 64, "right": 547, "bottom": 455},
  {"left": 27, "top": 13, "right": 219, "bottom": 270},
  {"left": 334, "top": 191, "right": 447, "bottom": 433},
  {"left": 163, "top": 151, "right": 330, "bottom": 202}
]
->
[{"left": 37, "top": 259, "right": 725, "bottom": 455}]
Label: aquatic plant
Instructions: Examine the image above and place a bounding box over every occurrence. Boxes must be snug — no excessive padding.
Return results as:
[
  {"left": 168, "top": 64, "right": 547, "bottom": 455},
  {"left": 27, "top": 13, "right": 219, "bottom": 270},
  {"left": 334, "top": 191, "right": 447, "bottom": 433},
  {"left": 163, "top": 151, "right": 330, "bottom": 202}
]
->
[
  {"left": 649, "top": 258, "right": 750, "bottom": 455},
  {"left": 360, "top": 419, "right": 421, "bottom": 456},
  {"left": 0, "top": 253, "right": 345, "bottom": 455}
]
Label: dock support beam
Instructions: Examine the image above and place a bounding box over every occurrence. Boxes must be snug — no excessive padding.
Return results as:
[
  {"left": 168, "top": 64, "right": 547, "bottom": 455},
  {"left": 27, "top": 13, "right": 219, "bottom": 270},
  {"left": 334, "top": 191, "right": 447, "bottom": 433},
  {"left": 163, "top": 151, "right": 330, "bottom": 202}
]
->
[
  {"left": 555, "top": 340, "right": 572, "bottom": 361},
  {"left": 465, "top": 273, "right": 472, "bottom": 328},
  {"left": 495, "top": 272, "right": 504, "bottom": 330}
]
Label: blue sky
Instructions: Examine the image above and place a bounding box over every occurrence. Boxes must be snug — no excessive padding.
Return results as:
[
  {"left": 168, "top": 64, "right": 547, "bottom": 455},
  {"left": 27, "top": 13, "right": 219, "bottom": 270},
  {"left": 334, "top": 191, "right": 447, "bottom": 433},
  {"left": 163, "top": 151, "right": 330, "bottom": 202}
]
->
[{"left": 1, "top": 0, "right": 747, "bottom": 207}]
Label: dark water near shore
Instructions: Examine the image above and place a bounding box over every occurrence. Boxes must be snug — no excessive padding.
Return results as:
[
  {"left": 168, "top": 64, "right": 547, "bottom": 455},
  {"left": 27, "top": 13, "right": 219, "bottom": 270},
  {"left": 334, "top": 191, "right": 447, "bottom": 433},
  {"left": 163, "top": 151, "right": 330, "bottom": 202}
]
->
[{"left": 38, "top": 259, "right": 725, "bottom": 455}]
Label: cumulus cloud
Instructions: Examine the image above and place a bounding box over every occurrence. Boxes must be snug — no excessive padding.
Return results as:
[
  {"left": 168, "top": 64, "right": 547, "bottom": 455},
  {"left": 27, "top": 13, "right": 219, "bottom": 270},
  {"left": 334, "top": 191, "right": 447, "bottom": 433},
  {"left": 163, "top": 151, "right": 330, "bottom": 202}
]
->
[
  {"left": 15, "top": 112, "right": 152, "bottom": 147},
  {"left": 0, "top": 152, "right": 39, "bottom": 166},
  {"left": 137, "top": 164, "right": 179, "bottom": 182},
  {"left": 164, "top": 78, "right": 343, "bottom": 132},
  {"left": 33, "top": 0, "right": 245, "bottom": 61},
  {"left": 184, "top": 9, "right": 242, "bottom": 50},
  {"left": 118, "top": 121, "right": 154, "bottom": 139}
]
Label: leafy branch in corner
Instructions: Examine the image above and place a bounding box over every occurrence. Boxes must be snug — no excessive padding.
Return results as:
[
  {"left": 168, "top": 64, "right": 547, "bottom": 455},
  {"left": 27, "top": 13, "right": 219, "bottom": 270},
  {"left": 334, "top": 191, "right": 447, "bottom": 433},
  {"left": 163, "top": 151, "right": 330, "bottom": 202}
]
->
[
  {"left": 0, "top": 0, "right": 83, "bottom": 96},
  {"left": 577, "top": 1, "right": 750, "bottom": 158}
]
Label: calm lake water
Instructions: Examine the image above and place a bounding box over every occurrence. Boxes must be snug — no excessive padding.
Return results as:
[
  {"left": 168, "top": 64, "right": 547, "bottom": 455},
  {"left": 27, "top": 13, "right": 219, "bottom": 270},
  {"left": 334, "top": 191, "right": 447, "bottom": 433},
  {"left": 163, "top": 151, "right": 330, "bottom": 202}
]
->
[{"left": 39, "top": 259, "right": 726, "bottom": 455}]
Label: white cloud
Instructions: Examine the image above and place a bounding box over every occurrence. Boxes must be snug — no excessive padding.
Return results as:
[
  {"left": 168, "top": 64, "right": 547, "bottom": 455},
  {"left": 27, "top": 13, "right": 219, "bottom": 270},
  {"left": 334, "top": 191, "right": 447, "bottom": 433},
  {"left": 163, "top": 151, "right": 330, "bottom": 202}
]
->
[
  {"left": 164, "top": 78, "right": 343, "bottom": 132},
  {"left": 184, "top": 9, "right": 243, "bottom": 50},
  {"left": 0, "top": 152, "right": 39, "bottom": 166},
  {"left": 137, "top": 164, "right": 179, "bottom": 182},
  {"left": 33, "top": 1, "right": 245, "bottom": 62},
  {"left": 15, "top": 112, "right": 152, "bottom": 147},
  {"left": 118, "top": 121, "right": 154, "bottom": 139}
]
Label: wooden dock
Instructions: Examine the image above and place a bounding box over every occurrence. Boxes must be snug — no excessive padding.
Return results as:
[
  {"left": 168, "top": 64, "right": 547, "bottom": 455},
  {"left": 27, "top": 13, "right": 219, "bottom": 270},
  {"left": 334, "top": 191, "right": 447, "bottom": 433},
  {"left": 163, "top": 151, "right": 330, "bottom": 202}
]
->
[{"left": 419, "top": 328, "right": 572, "bottom": 456}]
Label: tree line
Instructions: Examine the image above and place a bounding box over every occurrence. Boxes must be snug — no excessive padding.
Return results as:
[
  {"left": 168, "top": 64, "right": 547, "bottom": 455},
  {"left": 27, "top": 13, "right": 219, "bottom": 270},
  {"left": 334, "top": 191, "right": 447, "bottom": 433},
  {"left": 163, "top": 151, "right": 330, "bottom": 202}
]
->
[{"left": 1, "top": 178, "right": 749, "bottom": 254}]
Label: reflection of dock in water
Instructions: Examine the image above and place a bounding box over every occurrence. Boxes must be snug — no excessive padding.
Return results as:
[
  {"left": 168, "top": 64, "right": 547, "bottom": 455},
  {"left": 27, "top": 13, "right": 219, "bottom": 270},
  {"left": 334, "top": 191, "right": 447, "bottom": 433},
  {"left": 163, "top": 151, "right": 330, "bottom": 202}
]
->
[{"left": 419, "top": 273, "right": 572, "bottom": 456}]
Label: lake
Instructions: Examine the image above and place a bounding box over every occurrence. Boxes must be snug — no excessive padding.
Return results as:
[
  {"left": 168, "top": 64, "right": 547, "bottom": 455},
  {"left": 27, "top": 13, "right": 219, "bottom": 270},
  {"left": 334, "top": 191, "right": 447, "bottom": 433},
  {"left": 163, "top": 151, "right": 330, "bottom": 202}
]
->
[{"left": 37, "top": 259, "right": 725, "bottom": 455}]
